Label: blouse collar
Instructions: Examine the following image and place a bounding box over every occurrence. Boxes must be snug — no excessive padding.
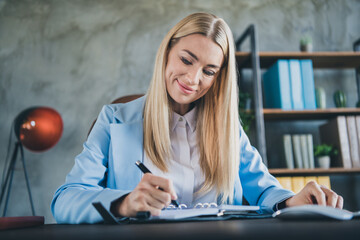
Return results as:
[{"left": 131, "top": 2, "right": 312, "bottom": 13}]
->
[{"left": 171, "top": 106, "right": 197, "bottom": 133}]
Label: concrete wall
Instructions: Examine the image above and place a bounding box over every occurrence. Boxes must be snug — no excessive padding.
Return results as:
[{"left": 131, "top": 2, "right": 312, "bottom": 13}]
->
[{"left": 0, "top": 0, "right": 359, "bottom": 223}]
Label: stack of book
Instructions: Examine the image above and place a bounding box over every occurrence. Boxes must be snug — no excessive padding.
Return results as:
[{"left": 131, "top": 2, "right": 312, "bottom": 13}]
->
[
  {"left": 277, "top": 176, "right": 331, "bottom": 193},
  {"left": 263, "top": 59, "right": 316, "bottom": 110},
  {"left": 319, "top": 115, "right": 360, "bottom": 168},
  {"left": 283, "top": 134, "right": 315, "bottom": 169}
]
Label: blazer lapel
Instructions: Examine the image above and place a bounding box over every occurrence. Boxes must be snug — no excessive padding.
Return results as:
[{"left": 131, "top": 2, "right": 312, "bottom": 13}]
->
[{"left": 109, "top": 120, "right": 143, "bottom": 190}]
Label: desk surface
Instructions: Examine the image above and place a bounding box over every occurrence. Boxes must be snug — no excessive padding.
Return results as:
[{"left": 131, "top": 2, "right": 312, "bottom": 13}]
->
[{"left": 1, "top": 218, "right": 359, "bottom": 240}]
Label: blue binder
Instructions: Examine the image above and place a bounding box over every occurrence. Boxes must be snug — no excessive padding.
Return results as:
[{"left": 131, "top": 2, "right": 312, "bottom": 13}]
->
[
  {"left": 300, "top": 60, "right": 317, "bottom": 109},
  {"left": 289, "top": 60, "right": 304, "bottom": 110},
  {"left": 262, "top": 60, "right": 292, "bottom": 110}
]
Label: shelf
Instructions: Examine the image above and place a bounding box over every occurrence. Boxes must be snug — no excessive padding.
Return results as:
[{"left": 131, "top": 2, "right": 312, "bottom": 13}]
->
[
  {"left": 236, "top": 51, "right": 360, "bottom": 69},
  {"left": 269, "top": 168, "right": 360, "bottom": 176},
  {"left": 263, "top": 108, "right": 360, "bottom": 120}
]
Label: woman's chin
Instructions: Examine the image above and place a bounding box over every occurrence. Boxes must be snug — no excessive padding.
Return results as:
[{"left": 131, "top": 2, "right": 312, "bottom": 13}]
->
[{"left": 171, "top": 95, "right": 195, "bottom": 105}]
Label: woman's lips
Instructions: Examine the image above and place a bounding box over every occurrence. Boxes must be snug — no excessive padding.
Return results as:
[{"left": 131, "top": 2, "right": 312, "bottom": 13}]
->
[{"left": 176, "top": 80, "right": 194, "bottom": 94}]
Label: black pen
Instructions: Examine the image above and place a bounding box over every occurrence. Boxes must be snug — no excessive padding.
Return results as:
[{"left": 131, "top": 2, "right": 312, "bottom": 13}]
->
[{"left": 135, "top": 160, "right": 179, "bottom": 207}]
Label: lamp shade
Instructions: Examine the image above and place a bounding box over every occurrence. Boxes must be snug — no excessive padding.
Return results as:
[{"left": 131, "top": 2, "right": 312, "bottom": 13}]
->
[{"left": 14, "top": 107, "right": 63, "bottom": 152}]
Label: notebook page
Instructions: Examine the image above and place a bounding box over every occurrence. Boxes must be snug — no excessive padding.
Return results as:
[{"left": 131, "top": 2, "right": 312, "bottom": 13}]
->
[
  {"left": 151, "top": 208, "right": 219, "bottom": 220},
  {"left": 219, "top": 205, "right": 260, "bottom": 211}
]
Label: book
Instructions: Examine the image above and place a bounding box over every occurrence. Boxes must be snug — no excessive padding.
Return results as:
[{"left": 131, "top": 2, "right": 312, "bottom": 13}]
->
[
  {"left": 292, "top": 135, "right": 303, "bottom": 169},
  {"left": 283, "top": 134, "right": 294, "bottom": 169},
  {"left": 319, "top": 116, "right": 352, "bottom": 168},
  {"left": 277, "top": 177, "right": 293, "bottom": 191},
  {"left": 346, "top": 116, "right": 360, "bottom": 168},
  {"left": 306, "top": 134, "right": 315, "bottom": 169},
  {"left": 262, "top": 60, "right": 292, "bottom": 110},
  {"left": 288, "top": 60, "right": 304, "bottom": 110},
  {"left": 291, "top": 176, "right": 305, "bottom": 193},
  {"left": 317, "top": 176, "right": 331, "bottom": 189},
  {"left": 305, "top": 176, "right": 317, "bottom": 185},
  {"left": 300, "top": 134, "right": 310, "bottom": 169},
  {"left": 300, "top": 60, "right": 317, "bottom": 109},
  {"left": 355, "top": 116, "right": 360, "bottom": 162}
]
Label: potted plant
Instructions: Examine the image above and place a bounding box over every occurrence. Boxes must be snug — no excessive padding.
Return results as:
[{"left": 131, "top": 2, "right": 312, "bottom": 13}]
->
[
  {"left": 239, "top": 91, "right": 254, "bottom": 135},
  {"left": 313, "top": 144, "right": 338, "bottom": 168},
  {"left": 300, "top": 35, "right": 313, "bottom": 52},
  {"left": 333, "top": 90, "right": 347, "bottom": 108}
]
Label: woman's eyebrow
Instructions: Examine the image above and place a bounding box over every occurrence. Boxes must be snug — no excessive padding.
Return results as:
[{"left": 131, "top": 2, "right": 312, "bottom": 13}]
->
[
  {"left": 183, "top": 49, "right": 198, "bottom": 61},
  {"left": 182, "top": 49, "right": 220, "bottom": 69}
]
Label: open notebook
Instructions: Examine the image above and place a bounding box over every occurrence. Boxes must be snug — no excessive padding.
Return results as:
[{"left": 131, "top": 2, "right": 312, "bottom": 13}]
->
[
  {"left": 154, "top": 204, "right": 260, "bottom": 220},
  {"left": 92, "top": 202, "right": 267, "bottom": 224}
]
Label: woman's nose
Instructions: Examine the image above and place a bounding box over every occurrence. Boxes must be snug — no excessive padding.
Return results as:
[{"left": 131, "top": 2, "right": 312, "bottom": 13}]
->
[{"left": 187, "top": 68, "right": 202, "bottom": 85}]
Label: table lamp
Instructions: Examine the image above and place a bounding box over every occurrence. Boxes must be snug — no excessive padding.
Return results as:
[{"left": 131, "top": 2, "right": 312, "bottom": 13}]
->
[{"left": 0, "top": 107, "right": 63, "bottom": 216}]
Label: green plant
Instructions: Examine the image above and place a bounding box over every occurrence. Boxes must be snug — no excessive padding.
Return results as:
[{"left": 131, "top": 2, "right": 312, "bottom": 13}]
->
[
  {"left": 239, "top": 92, "right": 250, "bottom": 109},
  {"left": 333, "top": 90, "right": 346, "bottom": 108},
  {"left": 239, "top": 91, "right": 254, "bottom": 135},
  {"left": 300, "top": 35, "right": 312, "bottom": 46},
  {"left": 314, "top": 144, "right": 338, "bottom": 157}
]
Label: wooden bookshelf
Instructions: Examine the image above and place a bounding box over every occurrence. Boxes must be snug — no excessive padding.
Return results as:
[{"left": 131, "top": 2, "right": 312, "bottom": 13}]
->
[
  {"left": 236, "top": 51, "right": 360, "bottom": 69},
  {"left": 235, "top": 26, "right": 360, "bottom": 186},
  {"left": 263, "top": 108, "right": 360, "bottom": 120},
  {"left": 269, "top": 168, "right": 360, "bottom": 176}
]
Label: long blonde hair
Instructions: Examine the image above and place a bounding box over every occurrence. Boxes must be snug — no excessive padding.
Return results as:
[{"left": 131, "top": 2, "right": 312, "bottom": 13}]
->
[{"left": 143, "top": 12, "right": 240, "bottom": 204}]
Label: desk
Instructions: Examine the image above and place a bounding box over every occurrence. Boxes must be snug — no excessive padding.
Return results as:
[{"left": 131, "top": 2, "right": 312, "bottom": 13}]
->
[{"left": 1, "top": 218, "right": 359, "bottom": 240}]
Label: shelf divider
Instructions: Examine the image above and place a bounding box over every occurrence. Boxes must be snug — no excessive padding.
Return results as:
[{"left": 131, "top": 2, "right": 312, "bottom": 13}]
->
[
  {"left": 269, "top": 168, "right": 360, "bottom": 176},
  {"left": 263, "top": 108, "right": 360, "bottom": 120},
  {"left": 236, "top": 51, "right": 360, "bottom": 69}
]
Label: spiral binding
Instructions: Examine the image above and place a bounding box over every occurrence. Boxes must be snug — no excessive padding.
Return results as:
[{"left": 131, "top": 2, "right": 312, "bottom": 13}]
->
[{"left": 166, "top": 202, "right": 218, "bottom": 210}]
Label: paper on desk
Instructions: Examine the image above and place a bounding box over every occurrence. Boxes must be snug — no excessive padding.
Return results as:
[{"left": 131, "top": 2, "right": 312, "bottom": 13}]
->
[
  {"left": 151, "top": 208, "right": 219, "bottom": 220},
  {"left": 219, "top": 205, "right": 260, "bottom": 211},
  {"left": 151, "top": 205, "right": 260, "bottom": 220}
]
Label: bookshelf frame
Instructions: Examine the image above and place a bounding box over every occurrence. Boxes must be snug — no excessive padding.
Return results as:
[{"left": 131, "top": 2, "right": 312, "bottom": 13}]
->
[
  {"left": 269, "top": 168, "right": 360, "bottom": 176},
  {"left": 236, "top": 24, "right": 267, "bottom": 165},
  {"left": 236, "top": 51, "right": 360, "bottom": 69}
]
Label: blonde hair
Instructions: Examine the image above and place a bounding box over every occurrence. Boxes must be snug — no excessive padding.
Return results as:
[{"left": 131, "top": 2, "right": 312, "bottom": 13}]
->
[{"left": 143, "top": 12, "right": 240, "bottom": 204}]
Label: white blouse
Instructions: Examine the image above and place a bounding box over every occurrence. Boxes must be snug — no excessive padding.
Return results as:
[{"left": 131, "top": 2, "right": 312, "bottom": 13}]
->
[{"left": 143, "top": 107, "right": 217, "bottom": 207}]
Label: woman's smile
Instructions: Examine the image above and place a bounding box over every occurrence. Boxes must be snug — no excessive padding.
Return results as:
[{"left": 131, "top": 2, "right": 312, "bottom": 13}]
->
[{"left": 176, "top": 79, "right": 195, "bottom": 94}]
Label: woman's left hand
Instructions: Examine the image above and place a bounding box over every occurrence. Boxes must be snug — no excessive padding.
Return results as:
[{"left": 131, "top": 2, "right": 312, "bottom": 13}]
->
[{"left": 285, "top": 181, "right": 344, "bottom": 209}]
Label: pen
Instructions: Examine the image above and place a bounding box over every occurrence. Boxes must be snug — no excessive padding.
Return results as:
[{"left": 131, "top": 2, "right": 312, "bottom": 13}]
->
[{"left": 135, "top": 160, "right": 179, "bottom": 207}]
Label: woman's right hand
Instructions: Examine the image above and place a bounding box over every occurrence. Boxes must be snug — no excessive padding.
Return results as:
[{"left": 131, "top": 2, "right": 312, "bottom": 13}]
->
[{"left": 114, "top": 173, "right": 178, "bottom": 217}]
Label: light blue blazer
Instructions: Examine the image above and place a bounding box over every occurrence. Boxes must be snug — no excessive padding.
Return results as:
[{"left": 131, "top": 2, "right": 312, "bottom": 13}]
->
[{"left": 51, "top": 96, "right": 294, "bottom": 224}]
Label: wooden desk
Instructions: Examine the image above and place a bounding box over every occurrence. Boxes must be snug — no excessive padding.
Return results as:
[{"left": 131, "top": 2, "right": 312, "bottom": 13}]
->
[{"left": 1, "top": 218, "right": 359, "bottom": 240}]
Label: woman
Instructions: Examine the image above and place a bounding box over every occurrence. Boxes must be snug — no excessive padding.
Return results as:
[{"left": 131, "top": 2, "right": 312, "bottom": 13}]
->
[{"left": 51, "top": 13, "right": 343, "bottom": 224}]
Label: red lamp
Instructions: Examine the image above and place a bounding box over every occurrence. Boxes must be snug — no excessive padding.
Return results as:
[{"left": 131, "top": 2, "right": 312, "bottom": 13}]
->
[
  {"left": 0, "top": 107, "right": 63, "bottom": 216},
  {"left": 14, "top": 107, "right": 63, "bottom": 152}
]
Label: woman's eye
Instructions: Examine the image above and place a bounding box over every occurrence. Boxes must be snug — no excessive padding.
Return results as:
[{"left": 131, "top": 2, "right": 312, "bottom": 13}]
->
[
  {"left": 181, "top": 57, "right": 192, "bottom": 65},
  {"left": 203, "top": 69, "right": 215, "bottom": 76}
]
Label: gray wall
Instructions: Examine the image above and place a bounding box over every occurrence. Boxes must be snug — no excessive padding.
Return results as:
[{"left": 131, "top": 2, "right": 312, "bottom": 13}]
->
[{"left": 0, "top": 0, "right": 359, "bottom": 223}]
